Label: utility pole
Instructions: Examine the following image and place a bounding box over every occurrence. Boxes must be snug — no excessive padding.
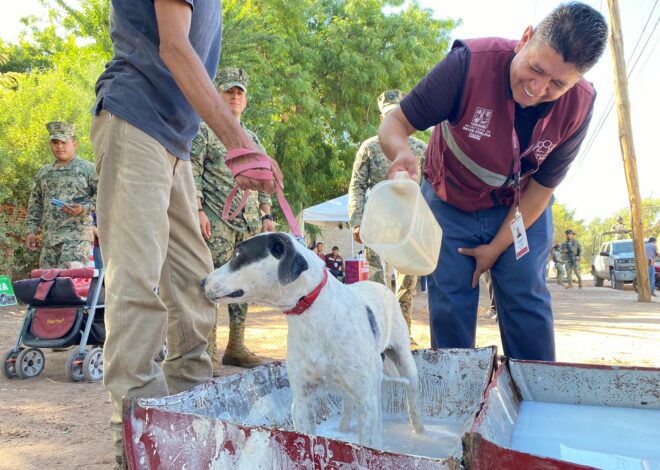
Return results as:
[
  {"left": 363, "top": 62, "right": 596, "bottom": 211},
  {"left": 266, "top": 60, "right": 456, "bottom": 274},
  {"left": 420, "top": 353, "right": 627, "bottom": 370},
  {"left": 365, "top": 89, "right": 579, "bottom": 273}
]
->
[{"left": 608, "top": 0, "right": 650, "bottom": 301}]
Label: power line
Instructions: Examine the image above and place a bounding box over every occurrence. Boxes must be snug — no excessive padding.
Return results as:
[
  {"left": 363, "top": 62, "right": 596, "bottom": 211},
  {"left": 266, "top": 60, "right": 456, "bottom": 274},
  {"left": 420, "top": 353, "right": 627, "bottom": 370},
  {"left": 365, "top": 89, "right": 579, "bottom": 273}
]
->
[
  {"left": 577, "top": 0, "right": 659, "bottom": 161},
  {"left": 569, "top": 0, "right": 659, "bottom": 176},
  {"left": 578, "top": 13, "right": 660, "bottom": 161}
]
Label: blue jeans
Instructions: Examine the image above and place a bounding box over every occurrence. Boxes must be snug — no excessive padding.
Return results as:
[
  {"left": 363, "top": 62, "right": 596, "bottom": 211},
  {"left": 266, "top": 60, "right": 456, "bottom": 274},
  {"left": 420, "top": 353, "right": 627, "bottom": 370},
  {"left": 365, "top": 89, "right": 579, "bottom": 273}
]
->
[
  {"left": 422, "top": 180, "right": 556, "bottom": 361},
  {"left": 650, "top": 265, "right": 655, "bottom": 295}
]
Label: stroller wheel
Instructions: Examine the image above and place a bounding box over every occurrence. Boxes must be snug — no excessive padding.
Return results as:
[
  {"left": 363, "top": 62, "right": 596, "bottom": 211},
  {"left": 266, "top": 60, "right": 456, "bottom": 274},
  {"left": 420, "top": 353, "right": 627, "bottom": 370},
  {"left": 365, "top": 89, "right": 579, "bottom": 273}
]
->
[
  {"left": 16, "top": 348, "right": 45, "bottom": 379},
  {"left": 2, "top": 348, "right": 22, "bottom": 379},
  {"left": 83, "top": 347, "right": 104, "bottom": 382},
  {"left": 66, "top": 349, "right": 87, "bottom": 382}
]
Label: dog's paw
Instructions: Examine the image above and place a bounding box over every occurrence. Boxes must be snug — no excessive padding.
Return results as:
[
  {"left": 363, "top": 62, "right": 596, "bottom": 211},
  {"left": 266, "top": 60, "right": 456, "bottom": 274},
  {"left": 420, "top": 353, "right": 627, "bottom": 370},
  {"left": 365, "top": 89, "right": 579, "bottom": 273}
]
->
[{"left": 411, "top": 421, "right": 425, "bottom": 434}]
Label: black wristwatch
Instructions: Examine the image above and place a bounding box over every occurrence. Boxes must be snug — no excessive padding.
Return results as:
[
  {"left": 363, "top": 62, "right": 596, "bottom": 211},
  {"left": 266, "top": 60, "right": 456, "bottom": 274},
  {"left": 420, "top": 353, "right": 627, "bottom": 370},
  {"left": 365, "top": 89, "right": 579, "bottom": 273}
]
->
[{"left": 261, "top": 214, "right": 273, "bottom": 222}]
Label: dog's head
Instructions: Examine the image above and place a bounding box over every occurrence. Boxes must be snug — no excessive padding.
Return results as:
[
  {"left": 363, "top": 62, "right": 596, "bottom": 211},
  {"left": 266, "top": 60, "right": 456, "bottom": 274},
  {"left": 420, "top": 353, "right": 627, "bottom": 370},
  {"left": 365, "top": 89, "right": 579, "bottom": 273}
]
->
[{"left": 202, "top": 232, "right": 326, "bottom": 310}]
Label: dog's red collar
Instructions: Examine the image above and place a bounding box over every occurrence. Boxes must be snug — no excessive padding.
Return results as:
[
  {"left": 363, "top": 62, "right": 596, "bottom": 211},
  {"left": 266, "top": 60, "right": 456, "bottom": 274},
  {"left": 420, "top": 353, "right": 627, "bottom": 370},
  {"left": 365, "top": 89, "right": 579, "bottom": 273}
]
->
[{"left": 283, "top": 269, "right": 329, "bottom": 315}]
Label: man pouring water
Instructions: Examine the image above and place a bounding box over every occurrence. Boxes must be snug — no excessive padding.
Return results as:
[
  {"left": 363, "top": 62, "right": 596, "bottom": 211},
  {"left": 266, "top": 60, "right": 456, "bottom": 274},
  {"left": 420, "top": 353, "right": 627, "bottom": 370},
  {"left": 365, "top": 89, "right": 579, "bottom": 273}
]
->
[{"left": 378, "top": 2, "right": 608, "bottom": 360}]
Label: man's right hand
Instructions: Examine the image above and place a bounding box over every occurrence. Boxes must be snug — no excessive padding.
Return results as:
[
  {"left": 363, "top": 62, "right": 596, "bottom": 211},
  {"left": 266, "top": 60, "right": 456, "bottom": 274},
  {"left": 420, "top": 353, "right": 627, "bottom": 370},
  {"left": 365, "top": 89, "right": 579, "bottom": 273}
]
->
[
  {"left": 199, "top": 210, "right": 212, "bottom": 241},
  {"left": 233, "top": 154, "right": 283, "bottom": 195},
  {"left": 352, "top": 226, "right": 362, "bottom": 244},
  {"left": 26, "top": 233, "right": 38, "bottom": 251},
  {"left": 387, "top": 151, "right": 419, "bottom": 181}
]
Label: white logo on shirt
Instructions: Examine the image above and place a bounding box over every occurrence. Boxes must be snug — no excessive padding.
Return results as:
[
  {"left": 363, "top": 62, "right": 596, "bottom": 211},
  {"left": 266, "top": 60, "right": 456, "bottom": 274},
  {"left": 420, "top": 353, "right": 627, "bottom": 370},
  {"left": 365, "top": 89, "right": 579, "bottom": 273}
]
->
[
  {"left": 463, "top": 107, "right": 493, "bottom": 141},
  {"left": 530, "top": 139, "right": 556, "bottom": 161}
]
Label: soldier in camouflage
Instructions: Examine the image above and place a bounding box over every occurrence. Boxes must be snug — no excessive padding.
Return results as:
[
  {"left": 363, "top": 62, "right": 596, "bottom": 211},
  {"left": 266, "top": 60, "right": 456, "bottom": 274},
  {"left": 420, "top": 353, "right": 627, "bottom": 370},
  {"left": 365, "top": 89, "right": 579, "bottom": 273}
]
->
[
  {"left": 191, "top": 67, "right": 275, "bottom": 374},
  {"left": 611, "top": 216, "right": 626, "bottom": 240},
  {"left": 561, "top": 229, "right": 583, "bottom": 289},
  {"left": 551, "top": 242, "right": 566, "bottom": 285},
  {"left": 348, "top": 90, "right": 427, "bottom": 343},
  {"left": 25, "top": 122, "right": 97, "bottom": 268}
]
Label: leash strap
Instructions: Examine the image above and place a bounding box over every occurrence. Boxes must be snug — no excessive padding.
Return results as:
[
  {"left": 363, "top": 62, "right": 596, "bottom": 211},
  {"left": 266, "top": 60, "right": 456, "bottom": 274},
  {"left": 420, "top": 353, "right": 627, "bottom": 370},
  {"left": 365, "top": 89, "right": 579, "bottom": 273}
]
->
[{"left": 223, "top": 148, "right": 302, "bottom": 239}]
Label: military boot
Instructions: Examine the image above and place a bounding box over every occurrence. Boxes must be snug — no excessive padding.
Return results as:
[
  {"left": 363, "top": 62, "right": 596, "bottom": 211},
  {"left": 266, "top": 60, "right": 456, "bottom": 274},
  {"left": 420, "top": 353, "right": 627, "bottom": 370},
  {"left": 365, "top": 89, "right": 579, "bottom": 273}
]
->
[
  {"left": 565, "top": 283, "right": 573, "bottom": 289},
  {"left": 222, "top": 322, "right": 264, "bottom": 368},
  {"left": 578, "top": 280, "right": 583, "bottom": 289}
]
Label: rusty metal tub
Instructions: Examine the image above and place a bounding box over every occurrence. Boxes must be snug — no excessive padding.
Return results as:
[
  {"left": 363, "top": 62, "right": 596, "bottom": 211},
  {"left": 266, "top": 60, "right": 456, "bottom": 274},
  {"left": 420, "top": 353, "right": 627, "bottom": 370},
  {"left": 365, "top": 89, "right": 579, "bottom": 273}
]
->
[
  {"left": 464, "top": 360, "right": 660, "bottom": 470},
  {"left": 123, "top": 347, "right": 496, "bottom": 469}
]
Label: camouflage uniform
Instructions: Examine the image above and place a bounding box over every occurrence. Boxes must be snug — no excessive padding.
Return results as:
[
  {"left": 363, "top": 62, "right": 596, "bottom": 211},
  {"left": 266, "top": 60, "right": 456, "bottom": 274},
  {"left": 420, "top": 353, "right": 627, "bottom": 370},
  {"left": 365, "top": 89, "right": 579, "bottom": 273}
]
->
[
  {"left": 551, "top": 244, "right": 566, "bottom": 285},
  {"left": 347, "top": 90, "right": 427, "bottom": 332},
  {"left": 561, "top": 235, "right": 583, "bottom": 288},
  {"left": 611, "top": 218, "right": 626, "bottom": 240},
  {"left": 191, "top": 68, "right": 272, "bottom": 367},
  {"left": 26, "top": 122, "right": 97, "bottom": 269}
]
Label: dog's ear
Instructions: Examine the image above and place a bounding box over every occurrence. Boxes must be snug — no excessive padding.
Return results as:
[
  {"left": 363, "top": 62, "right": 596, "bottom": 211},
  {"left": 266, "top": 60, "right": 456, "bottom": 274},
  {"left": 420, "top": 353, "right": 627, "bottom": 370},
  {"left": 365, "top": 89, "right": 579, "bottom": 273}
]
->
[{"left": 269, "top": 234, "right": 309, "bottom": 285}]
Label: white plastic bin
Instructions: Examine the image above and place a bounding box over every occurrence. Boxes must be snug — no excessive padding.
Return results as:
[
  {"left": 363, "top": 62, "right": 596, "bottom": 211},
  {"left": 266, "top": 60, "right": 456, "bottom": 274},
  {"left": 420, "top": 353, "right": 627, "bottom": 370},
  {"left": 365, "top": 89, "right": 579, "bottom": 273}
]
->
[{"left": 361, "top": 172, "right": 441, "bottom": 275}]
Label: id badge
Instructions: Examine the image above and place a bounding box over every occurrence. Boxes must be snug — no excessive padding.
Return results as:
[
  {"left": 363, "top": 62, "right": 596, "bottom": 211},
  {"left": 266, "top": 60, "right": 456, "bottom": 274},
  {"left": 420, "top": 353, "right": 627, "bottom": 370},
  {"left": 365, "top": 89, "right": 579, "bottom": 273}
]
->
[{"left": 510, "top": 212, "right": 529, "bottom": 260}]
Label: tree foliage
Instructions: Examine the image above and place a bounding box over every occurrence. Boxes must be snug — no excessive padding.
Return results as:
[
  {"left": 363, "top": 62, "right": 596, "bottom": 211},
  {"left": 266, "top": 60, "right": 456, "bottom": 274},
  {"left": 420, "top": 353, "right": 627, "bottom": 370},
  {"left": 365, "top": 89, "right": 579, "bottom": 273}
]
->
[
  {"left": 0, "top": 0, "right": 456, "bottom": 276},
  {"left": 552, "top": 198, "right": 660, "bottom": 271},
  {"left": 1, "top": 0, "right": 657, "bottom": 280},
  {"left": 219, "top": 0, "right": 457, "bottom": 208}
]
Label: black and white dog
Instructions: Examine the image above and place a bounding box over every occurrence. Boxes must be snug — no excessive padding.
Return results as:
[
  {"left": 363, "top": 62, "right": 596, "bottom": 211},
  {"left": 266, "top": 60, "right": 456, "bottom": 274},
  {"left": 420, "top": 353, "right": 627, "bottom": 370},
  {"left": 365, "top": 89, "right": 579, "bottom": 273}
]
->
[{"left": 202, "top": 232, "right": 424, "bottom": 448}]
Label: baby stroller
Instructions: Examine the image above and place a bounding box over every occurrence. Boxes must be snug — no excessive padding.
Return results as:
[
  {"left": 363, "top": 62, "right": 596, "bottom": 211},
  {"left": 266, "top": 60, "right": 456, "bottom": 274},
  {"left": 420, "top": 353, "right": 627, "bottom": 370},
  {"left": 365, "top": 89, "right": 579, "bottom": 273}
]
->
[{"left": 2, "top": 267, "right": 105, "bottom": 382}]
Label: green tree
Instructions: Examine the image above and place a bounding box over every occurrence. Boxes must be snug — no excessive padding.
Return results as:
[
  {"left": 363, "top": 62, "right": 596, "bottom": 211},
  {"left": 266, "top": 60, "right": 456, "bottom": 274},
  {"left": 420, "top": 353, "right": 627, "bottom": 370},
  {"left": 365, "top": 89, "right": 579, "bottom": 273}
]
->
[
  {"left": 219, "top": 0, "right": 457, "bottom": 210},
  {"left": 0, "top": 0, "right": 456, "bottom": 277}
]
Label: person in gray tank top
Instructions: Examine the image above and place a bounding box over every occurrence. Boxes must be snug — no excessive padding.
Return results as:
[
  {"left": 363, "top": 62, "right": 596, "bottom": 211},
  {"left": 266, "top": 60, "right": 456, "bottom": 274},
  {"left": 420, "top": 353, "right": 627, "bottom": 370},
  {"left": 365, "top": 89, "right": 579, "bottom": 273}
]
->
[{"left": 90, "top": 2, "right": 284, "bottom": 467}]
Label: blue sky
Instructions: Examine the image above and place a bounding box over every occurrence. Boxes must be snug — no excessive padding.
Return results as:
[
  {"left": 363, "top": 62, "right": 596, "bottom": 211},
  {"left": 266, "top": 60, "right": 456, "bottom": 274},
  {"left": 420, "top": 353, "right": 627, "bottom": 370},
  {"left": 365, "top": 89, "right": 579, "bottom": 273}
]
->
[{"left": 2, "top": 0, "right": 658, "bottom": 222}]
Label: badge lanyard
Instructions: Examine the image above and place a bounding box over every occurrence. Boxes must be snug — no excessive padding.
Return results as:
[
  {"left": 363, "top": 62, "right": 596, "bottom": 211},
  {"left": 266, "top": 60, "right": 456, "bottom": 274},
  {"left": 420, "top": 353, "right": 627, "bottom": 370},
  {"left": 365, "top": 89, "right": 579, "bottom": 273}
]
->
[
  {"left": 510, "top": 126, "right": 529, "bottom": 260},
  {"left": 506, "top": 101, "right": 555, "bottom": 260}
]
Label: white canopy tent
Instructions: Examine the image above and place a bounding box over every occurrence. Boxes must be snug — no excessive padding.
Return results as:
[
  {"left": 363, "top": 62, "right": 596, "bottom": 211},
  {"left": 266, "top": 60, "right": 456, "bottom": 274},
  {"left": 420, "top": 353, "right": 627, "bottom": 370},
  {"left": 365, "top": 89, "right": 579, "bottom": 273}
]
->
[{"left": 302, "top": 194, "right": 357, "bottom": 257}]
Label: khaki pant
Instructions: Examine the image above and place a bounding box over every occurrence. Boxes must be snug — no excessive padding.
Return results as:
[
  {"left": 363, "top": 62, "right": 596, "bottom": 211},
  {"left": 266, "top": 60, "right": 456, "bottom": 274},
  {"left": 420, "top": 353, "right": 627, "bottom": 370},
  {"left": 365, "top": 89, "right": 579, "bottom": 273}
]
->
[{"left": 91, "top": 111, "right": 215, "bottom": 456}]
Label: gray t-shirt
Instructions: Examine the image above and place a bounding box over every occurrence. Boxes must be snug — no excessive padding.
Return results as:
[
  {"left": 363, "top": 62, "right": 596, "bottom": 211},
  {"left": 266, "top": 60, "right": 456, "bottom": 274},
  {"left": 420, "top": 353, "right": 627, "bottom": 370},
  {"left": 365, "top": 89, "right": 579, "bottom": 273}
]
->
[{"left": 93, "top": 0, "right": 222, "bottom": 160}]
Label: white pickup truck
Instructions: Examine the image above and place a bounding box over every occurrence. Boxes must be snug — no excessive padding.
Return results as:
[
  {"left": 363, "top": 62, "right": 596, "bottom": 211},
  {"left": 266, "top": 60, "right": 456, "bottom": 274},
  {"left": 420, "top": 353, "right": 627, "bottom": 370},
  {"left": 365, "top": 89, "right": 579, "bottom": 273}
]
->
[{"left": 591, "top": 233, "right": 636, "bottom": 290}]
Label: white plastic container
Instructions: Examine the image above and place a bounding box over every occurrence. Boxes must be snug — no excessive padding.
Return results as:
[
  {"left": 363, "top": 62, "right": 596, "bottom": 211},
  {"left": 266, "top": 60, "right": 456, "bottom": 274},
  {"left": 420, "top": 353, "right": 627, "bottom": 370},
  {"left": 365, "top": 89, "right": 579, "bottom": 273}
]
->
[{"left": 360, "top": 172, "right": 441, "bottom": 275}]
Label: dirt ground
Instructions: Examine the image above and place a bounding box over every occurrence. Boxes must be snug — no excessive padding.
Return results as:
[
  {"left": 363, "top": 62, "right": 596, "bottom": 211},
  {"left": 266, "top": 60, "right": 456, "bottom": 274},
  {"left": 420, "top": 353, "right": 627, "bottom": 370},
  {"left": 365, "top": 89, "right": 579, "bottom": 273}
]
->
[{"left": 1, "top": 274, "right": 659, "bottom": 469}]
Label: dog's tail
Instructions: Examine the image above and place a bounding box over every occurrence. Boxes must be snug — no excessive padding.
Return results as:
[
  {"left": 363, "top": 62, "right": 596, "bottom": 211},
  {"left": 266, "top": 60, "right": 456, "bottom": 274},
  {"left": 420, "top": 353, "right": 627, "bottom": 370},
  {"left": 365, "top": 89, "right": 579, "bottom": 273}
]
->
[{"left": 381, "top": 352, "right": 410, "bottom": 386}]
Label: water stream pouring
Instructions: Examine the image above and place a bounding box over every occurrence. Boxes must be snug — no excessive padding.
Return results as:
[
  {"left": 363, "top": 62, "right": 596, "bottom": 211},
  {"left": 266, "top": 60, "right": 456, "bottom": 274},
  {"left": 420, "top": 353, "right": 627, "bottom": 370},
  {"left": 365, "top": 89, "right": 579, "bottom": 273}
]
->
[{"left": 360, "top": 172, "right": 441, "bottom": 275}]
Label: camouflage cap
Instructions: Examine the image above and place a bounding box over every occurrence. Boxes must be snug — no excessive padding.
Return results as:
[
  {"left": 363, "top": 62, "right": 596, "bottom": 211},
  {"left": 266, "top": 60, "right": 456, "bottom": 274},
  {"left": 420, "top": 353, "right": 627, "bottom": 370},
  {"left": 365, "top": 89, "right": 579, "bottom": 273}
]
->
[
  {"left": 46, "top": 121, "right": 75, "bottom": 142},
  {"left": 377, "top": 90, "right": 406, "bottom": 115},
  {"left": 215, "top": 67, "right": 248, "bottom": 92},
  {"left": 565, "top": 229, "right": 575, "bottom": 235}
]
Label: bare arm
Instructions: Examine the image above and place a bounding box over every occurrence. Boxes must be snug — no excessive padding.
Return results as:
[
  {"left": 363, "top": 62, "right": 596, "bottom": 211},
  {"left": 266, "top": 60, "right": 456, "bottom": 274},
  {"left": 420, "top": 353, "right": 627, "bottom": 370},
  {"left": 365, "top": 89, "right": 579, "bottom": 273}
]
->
[
  {"left": 154, "top": 0, "right": 281, "bottom": 193},
  {"left": 459, "top": 179, "right": 554, "bottom": 287},
  {"left": 378, "top": 107, "right": 420, "bottom": 181}
]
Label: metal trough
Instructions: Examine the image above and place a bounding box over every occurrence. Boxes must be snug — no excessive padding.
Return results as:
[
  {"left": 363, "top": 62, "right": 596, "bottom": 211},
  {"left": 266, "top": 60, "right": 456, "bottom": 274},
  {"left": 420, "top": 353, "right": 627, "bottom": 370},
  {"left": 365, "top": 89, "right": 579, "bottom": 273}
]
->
[
  {"left": 123, "top": 347, "right": 496, "bottom": 469},
  {"left": 464, "top": 360, "right": 660, "bottom": 470}
]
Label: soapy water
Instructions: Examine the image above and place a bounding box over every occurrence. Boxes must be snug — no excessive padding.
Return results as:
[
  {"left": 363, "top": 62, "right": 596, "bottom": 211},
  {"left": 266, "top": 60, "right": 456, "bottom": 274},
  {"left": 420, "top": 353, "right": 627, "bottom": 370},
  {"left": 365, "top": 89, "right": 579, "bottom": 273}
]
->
[
  {"left": 315, "top": 414, "right": 465, "bottom": 459},
  {"left": 511, "top": 401, "right": 660, "bottom": 470}
]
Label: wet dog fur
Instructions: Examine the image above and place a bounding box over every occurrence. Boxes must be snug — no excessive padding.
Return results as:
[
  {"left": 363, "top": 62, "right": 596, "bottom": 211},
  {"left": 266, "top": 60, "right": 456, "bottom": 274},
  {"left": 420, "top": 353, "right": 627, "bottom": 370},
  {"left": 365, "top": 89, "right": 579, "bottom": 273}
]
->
[{"left": 202, "top": 232, "right": 424, "bottom": 448}]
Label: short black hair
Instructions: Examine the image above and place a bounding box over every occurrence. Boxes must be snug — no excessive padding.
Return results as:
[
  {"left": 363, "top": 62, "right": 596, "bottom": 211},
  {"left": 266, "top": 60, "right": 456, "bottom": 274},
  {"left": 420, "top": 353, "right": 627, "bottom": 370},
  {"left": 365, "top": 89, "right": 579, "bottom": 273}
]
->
[
  {"left": 532, "top": 2, "right": 608, "bottom": 73},
  {"left": 650, "top": 237, "right": 657, "bottom": 243},
  {"left": 332, "top": 246, "right": 339, "bottom": 251}
]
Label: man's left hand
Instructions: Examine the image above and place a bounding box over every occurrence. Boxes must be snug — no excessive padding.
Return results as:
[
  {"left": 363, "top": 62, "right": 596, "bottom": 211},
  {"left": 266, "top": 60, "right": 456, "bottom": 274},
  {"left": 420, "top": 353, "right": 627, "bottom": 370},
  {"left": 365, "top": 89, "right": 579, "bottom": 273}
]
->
[
  {"left": 63, "top": 203, "right": 84, "bottom": 216},
  {"left": 458, "top": 244, "right": 501, "bottom": 288},
  {"left": 262, "top": 218, "right": 276, "bottom": 232}
]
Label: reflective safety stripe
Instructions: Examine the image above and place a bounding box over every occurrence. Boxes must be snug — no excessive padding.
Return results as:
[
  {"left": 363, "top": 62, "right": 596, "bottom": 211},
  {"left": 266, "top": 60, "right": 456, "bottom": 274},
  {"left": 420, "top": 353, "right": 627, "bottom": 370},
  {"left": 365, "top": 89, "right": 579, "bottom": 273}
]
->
[{"left": 441, "top": 121, "right": 508, "bottom": 187}]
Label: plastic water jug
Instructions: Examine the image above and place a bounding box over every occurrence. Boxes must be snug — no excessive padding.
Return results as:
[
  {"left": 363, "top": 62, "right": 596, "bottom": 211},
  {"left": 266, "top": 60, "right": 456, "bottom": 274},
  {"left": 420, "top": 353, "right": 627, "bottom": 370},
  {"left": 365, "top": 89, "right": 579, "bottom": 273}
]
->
[{"left": 360, "top": 172, "right": 442, "bottom": 275}]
